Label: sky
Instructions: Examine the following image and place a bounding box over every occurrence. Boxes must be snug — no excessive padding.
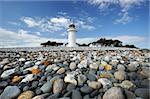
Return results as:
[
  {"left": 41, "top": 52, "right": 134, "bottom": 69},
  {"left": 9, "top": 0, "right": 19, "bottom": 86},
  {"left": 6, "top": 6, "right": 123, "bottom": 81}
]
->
[{"left": 0, "top": 0, "right": 149, "bottom": 48}]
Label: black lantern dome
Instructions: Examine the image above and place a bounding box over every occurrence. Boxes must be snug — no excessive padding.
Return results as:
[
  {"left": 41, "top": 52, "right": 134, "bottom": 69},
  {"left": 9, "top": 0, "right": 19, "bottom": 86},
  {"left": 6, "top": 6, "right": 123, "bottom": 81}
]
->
[{"left": 69, "top": 23, "right": 75, "bottom": 28}]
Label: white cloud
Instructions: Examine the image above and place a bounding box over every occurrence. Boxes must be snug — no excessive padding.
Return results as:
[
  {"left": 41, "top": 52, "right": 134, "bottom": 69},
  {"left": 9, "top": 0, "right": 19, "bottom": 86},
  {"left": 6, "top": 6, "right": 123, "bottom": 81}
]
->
[
  {"left": 76, "top": 20, "right": 96, "bottom": 31},
  {"left": 18, "top": 29, "right": 29, "bottom": 35},
  {"left": 0, "top": 28, "right": 64, "bottom": 48},
  {"left": 21, "top": 17, "right": 39, "bottom": 27},
  {"left": 119, "top": 0, "right": 144, "bottom": 11},
  {"left": 0, "top": 28, "right": 146, "bottom": 48},
  {"left": 8, "top": 21, "right": 20, "bottom": 26},
  {"left": 21, "top": 15, "right": 95, "bottom": 33},
  {"left": 88, "top": 0, "right": 144, "bottom": 10},
  {"left": 87, "top": 0, "right": 144, "bottom": 24},
  {"left": 88, "top": 0, "right": 119, "bottom": 10},
  {"left": 60, "top": 32, "right": 68, "bottom": 37},
  {"left": 50, "top": 17, "right": 70, "bottom": 27},
  {"left": 36, "top": 32, "right": 41, "bottom": 36},
  {"left": 114, "top": 12, "right": 132, "bottom": 24},
  {"left": 104, "top": 35, "right": 145, "bottom": 45},
  {"left": 58, "top": 11, "right": 67, "bottom": 15}
]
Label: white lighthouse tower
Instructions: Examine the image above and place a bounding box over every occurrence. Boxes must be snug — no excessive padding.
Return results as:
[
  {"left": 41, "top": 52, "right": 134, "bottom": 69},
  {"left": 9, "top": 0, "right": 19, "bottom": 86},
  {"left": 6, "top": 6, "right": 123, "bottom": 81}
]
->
[{"left": 67, "top": 23, "right": 78, "bottom": 47}]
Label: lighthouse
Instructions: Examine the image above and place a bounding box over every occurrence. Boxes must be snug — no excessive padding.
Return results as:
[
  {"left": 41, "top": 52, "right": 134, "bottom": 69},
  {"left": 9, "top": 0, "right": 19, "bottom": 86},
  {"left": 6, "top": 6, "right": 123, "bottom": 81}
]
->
[{"left": 67, "top": 23, "right": 78, "bottom": 47}]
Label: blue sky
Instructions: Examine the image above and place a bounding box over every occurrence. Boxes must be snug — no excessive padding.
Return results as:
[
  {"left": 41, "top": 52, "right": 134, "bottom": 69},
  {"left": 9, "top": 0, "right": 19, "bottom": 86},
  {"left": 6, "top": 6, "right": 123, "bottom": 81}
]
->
[{"left": 0, "top": 0, "right": 149, "bottom": 48}]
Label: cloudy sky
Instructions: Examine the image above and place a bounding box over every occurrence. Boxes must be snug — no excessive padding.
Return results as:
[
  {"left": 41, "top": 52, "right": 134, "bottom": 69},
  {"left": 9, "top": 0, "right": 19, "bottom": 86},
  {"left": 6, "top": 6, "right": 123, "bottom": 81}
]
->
[{"left": 0, "top": 0, "right": 149, "bottom": 48}]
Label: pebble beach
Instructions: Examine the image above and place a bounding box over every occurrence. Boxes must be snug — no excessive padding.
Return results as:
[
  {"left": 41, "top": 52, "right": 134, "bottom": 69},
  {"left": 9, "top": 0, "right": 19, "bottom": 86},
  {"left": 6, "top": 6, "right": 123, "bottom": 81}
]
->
[{"left": 0, "top": 48, "right": 149, "bottom": 99}]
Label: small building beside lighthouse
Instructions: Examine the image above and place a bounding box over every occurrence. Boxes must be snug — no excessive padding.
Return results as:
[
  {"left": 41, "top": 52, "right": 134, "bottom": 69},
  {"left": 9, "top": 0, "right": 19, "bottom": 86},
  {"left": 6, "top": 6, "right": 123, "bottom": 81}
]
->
[{"left": 66, "top": 23, "right": 78, "bottom": 47}]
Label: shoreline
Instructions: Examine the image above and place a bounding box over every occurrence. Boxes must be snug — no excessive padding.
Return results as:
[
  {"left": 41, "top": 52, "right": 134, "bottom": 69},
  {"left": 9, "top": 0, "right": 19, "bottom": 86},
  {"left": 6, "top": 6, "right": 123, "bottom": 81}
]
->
[{"left": 0, "top": 47, "right": 139, "bottom": 52}]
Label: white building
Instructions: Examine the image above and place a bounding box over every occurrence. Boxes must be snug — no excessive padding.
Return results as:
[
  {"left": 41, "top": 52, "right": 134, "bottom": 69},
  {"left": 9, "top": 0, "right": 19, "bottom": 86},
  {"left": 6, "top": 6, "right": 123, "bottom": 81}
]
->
[{"left": 66, "top": 23, "right": 78, "bottom": 47}]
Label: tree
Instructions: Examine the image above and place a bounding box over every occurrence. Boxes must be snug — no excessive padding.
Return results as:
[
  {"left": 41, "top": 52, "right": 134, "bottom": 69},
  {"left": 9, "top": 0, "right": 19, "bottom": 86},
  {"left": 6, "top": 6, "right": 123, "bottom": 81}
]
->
[{"left": 41, "top": 41, "right": 63, "bottom": 47}]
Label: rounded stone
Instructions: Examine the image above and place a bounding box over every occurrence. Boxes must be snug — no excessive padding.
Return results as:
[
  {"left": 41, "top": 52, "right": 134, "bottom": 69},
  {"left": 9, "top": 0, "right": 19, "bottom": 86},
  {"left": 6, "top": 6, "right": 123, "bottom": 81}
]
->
[
  {"left": 90, "top": 89, "right": 99, "bottom": 98},
  {"left": 35, "top": 89, "right": 42, "bottom": 95},
  {"left": 18, "top": 90, "right": 34, "bottom": 99},
  {"left": 98, "top": 78, "right": 112, "bottom": 89},
  {"left": 21, "top": 74, "right": 34, "bottom": 82},
  {"left": 80, "top": 86, "right": 93, "bottom": 94},
  {"left": 104, "top": 64, "right": 112, "bottom": 71},
  {"left": 0, "top": 81, "right": 8, "bottom": 88},
  {"left": 127, "top": 62, "right": 139, "bottom": 71},
  {"left": 56, "top": 68, "right": 65, "bottom": 74},
  {"left": 69, "top": 62, "right": 76, "bottom": 70},
  {"left": 77, "top": 74, "right": 87, "bottom": 85},
  {"left": 89, "top": 62, "right": 98, "bottom": 70},
  {"left": 119, "top": 80, "right": 135, "bottom": 89},
  {"left": 109, "top": 60, "right": 119, "bottom": 66},
  {"left": 114, "top": 70, "right": 126, "bottom": 81},
  {"left": 40, "top": 81, "right": 52, "bottom": 93},
  {"left": 135, "top": 88, "right": 150, "bottom": 99},
  {"left": 18, "top": 58, "right": 26, "bottom": 62},
  {"left": 72, "top": 90, "right": 82, "bottom": 99},
  {"left": 88, "top": 81, "right": 101, "bottom": 89},
  {"left": 67, "top": 84, "right": 76, "bottom": 91},
  {"left": 12, "top": 75, "right": 22, "bottom": 83},
  {"left": 32, "top": 81, "right": 39, "bottom": 89},
  {"left": 0, "top": 86, "right": 21, "bottom": 99},
  {"left": 103, "top": 87, "right": 125, "bottom": 99},
  {"left": 117, "top": 64, "right": 125, "bottom": 71},
  {"left": 31, "top": 68, "right": 41, "bottom": 74},
  {"left": 23, "top": 86, "right": 30, "bottom": 91},
  {"left": 100, "top": 61, "right": 107, "bottom": 67},
  {"left": 53, "top": 79, "right": 64, "bottom": 94},
  {"left": 1, "top": 68, "right": 16, "bottom": 78},
  {"left": 32, "top": 96, "right": 44, "bottom": 99},
  {"left": 87, "top": 73, "right": 96, "bottom": 81},
  {"left": 124, "top": 90, "right": 136, "bottom": 99},
  {"left": 64, "top": 74, "right": 77, "bottom": 85},
  {"left": 77, "top": 60, "right": 87, "bottom": 69},
  {"left": 141, "top": 79, "right": 150, "bottom": 87},
  {"left": 83, "top": 95, "right": 90, "bottom": 99}
]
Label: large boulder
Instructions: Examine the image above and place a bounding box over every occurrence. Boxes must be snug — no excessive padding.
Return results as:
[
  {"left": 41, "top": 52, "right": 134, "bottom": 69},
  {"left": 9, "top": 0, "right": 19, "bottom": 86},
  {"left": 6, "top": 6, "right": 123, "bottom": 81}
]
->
[
  {"left": 102, "top": 87, "right": 125, "bottom": 99},
  {"left": 40, "top": 81, "right": 52, "bottom": 93},
  {"left": 135, "top": 88, "right": 149, "bottom": 99},
  {"left": 53, "top": 79, "right": 64, "bottom": 93},
  {"left": 0, "top": 86, "right": 21, "bottom": 99}
]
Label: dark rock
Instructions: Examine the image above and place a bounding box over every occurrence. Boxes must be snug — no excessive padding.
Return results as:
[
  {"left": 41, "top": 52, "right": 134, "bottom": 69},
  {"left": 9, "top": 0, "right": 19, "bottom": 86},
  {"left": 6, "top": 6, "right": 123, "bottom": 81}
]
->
[
  {"left": 135, "top": 88, "right": 149, "bottom": 99},
  {"left": 83, "top": 95, "right": 90, "bottom": 99},
  {"left": 59, "top": 97, "right": 70, "bottom": 99},
  {"left": 0, "top": 81, "right": 8, "bottom": 88},
  {"left": 87, "top": 73, "right": 96, "bottom": 81},
  {"left": 124, "top": 90, "right": 136, "bottom": 99},
  {"left": 127, "top": 72, "right": 137, "bottom": 81},
  {"left": 23, "top": 86, "right": 30, "bottom": 91},
  {"left": 72, "top": 90, "right": 82, "bottom": 99},
  {"left": 40, "top": 81, "right": 52, "bottom": 93},
  {"left": 40, "top": 76, "right": 46, "bottom": 81},
  {"left": 67, "top": 84, "right": 76, "bottom": 91},
  {"left": 80, "top": 86, "right": 93, "bottom": 94},
  {"left": 90, "top": 89, "right": 99, "bottom": 98},
  {"left": 32, "top": 81, "right": 39, "bottom": 89},
  {"left": 97, "top": 94, "right": 102, "bottom": 99},
  {"left": 47, "top": 92, "right": 60, "bottom": 99},
  {"left": 35, "top": 88, "right": 42, "bottom": 95},
  {"left": 19, "top": 82, "right": 29, "bottom": 90},
  {"left": 64, "top": 91, "right": 72, "bottom": 97},
  {"left": 22, "top": 70, "right": 30, "bottom": 75},
  {"left": 141, "top": 79, "right": 150, "bottom": 88}
]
